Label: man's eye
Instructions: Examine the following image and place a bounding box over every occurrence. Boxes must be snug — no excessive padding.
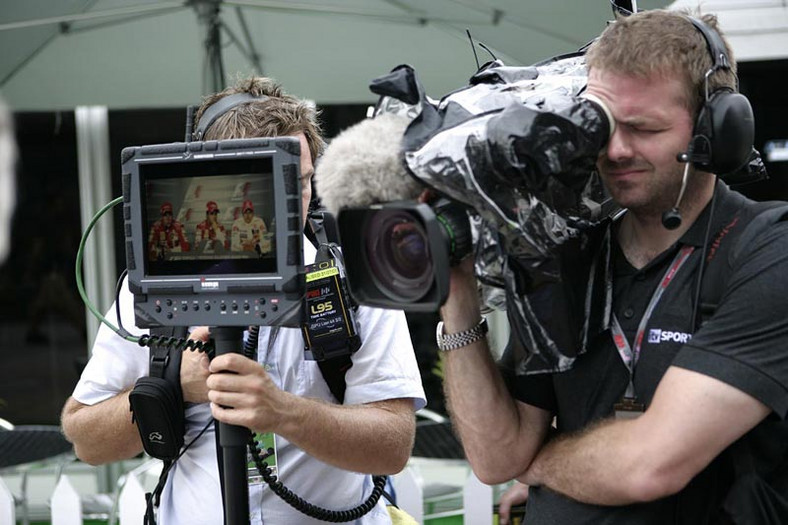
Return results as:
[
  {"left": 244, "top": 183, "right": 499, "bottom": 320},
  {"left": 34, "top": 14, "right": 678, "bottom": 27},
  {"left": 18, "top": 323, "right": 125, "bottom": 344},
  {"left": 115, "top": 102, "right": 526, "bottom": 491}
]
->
[{"left": 632, "top": 126, "right": 664, "bottom": 134}]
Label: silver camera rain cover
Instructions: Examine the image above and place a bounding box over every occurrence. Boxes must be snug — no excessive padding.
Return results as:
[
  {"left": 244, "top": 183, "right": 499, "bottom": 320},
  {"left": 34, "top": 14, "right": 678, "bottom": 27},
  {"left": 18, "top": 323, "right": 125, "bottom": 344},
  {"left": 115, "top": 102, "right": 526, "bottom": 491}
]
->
[{"left": 370, "top": 58, "right": 615, "bottom": 374}]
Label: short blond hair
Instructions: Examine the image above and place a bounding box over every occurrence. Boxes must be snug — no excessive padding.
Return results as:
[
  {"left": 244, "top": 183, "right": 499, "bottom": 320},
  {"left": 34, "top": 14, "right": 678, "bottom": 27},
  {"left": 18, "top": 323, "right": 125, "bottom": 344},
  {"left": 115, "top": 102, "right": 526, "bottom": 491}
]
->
[
  {"left": 585, "top": 10, "right": 737, "bottom": 117},
  {"left": 194, "top": 77, "right": 325, "bottom": 163}
]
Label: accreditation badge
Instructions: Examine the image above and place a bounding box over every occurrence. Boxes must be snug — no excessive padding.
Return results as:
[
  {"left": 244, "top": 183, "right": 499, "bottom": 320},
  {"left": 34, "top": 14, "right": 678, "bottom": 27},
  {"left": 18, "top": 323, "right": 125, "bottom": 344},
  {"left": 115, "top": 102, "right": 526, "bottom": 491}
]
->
[
  {"left": 613, "top": 397, "right": 645, "bottom": 420},
  {"left": 247, "top": 431, "right": 278, "bottom": 486}
]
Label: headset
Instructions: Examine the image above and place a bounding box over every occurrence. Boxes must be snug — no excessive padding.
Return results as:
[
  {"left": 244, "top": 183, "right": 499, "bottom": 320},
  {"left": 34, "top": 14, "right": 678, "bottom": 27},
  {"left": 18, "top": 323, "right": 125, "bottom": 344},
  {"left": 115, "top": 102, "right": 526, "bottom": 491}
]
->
[
  {"left": 684, "top": 16, "right": 754, "bottom": 175},
  {"left": 189, "top": 92, "right": 270, "bottom": 141},
  {"left": 663, "top": 15, "right": 755, "bottom": 230}
]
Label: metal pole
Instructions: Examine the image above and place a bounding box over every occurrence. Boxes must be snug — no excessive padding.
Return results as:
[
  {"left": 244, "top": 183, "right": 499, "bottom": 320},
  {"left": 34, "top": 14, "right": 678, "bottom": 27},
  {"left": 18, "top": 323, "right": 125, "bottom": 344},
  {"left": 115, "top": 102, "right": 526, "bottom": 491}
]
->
[
  {"left": 75, "top": 105, "right": 119, "bottom": 495},
  {"left": 212, "top": 326, "right": 251, "bottom": 525},
  {"left": 193, "top": 0, "right": 226, "bottom": 94}
]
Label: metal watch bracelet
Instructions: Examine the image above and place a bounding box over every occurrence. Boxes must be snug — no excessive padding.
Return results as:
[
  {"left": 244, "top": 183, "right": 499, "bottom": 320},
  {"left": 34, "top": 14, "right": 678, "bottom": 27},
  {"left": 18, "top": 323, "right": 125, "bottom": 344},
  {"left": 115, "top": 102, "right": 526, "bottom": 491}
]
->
[{"left": 435, "top": 318, "right": 489, "bottom": 352}]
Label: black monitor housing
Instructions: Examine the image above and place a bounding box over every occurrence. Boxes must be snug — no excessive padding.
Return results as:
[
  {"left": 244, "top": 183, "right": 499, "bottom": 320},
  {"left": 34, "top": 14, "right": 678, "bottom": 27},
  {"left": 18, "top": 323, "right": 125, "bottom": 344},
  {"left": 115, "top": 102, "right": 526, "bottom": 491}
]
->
[{"left": 121, "top": 137, "right": 305, "bottom": 328}]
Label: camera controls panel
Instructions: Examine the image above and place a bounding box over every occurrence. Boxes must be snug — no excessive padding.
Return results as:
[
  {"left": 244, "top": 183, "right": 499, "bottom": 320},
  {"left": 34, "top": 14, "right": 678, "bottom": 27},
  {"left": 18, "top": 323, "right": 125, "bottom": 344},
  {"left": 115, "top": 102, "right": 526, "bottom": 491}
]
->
[{"left": 144, "top": 293, "right": 294, "bottom": 324}]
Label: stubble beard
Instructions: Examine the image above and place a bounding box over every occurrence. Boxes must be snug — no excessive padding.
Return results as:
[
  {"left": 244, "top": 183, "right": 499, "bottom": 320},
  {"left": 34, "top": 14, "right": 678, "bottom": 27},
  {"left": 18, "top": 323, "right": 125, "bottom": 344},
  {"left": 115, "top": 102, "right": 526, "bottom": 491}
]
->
[{"left": 602, "top": 159, "right": 687, "bottom": 218}]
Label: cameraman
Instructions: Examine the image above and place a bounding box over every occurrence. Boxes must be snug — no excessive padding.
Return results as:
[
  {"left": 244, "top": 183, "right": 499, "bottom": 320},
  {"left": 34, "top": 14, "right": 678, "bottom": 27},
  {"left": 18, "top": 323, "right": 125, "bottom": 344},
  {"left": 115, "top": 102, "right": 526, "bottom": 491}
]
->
[
  {"left": 440, "top": 10, "right": 788, "bottom": 523},
  {"left": 61, "top": 77, "right": 425, "bottom": 524}
]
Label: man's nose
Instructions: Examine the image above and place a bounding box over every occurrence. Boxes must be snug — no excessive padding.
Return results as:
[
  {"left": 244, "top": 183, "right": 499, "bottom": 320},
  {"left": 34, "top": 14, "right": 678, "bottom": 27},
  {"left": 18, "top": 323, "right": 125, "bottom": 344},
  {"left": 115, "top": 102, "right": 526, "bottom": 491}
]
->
[{"left": 605, "top": 126, "right": 634, "bottom": 162}]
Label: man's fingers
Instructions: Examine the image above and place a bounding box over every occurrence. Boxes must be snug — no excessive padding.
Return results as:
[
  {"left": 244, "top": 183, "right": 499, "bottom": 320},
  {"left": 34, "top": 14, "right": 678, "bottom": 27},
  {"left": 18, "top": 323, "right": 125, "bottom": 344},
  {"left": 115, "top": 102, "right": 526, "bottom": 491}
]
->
[
  {"left": 189, "top": 326, "right": 211, "bottom": 342},
  {"left": 497, "top": 483, "right": 529, "bottom": 525},
  {"left": 210, "top": 402, "right": 255, "bottom": 429},
  {"left": 207, "top": 390, "right": 249, "bottom": 408},
  {"left": 498, "top": 499, "right": 513, "bottom": 525},
  {"left": 209, "top": 352, "right": 258, "bottom": 374},
  {"left": 206, "top": 369, "right": 250, "bottom": 393}
]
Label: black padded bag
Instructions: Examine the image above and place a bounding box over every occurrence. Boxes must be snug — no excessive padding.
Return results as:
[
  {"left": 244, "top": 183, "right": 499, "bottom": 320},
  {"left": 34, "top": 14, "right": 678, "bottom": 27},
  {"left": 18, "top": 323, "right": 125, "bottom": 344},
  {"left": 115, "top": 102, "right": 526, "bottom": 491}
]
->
[{"left": 129, "top": 328, "right": 186, "bottom": 461}]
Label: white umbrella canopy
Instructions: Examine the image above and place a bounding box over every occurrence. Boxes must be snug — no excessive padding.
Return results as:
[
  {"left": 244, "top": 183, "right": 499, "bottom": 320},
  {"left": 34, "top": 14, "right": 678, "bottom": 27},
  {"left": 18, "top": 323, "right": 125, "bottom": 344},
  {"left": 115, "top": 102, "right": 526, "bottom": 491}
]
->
[{"left": 0, "top": 0, "right": 671, "bottom": 110}]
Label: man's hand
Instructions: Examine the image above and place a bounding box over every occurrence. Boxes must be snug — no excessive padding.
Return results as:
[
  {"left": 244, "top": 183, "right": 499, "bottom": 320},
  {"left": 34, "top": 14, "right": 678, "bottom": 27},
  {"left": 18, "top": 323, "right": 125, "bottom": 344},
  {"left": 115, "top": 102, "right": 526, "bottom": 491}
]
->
[
  {"left": 498, "top": 482, "right": 529, "bottom": 525},
  {"left": 181, "top": 326, "right": 211, "bottom": 403},
  {"left": 206, "top": 352, "right": 290, "bottom": 433},
  {"left": 207, "top": 352, "right": 415, "bottom": 474}
]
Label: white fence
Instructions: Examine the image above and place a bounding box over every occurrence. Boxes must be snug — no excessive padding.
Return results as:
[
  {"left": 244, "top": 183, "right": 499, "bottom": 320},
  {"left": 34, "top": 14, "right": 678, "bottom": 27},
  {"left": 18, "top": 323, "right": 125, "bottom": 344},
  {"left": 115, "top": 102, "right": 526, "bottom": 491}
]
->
[
  {"left": 0, "top": 459, "right": 160, "bottom": 525},
  {"left": 1, "top": 463, "right": 495, "bottom": 524}
]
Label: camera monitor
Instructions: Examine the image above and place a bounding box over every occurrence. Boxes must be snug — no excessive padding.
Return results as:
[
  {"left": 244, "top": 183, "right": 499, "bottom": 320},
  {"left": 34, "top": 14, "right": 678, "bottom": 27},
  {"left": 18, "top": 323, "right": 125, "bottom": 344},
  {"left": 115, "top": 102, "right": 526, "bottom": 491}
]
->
[{"left": 122, "top": 137, "right": 306, "bottom": 328}]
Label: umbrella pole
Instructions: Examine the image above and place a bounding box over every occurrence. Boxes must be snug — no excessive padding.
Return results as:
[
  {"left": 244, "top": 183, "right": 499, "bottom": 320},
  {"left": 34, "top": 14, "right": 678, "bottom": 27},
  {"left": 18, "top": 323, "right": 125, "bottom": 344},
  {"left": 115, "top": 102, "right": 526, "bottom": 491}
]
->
[{"left": 193, "top": 0, "right": 227, "bottom": 94}]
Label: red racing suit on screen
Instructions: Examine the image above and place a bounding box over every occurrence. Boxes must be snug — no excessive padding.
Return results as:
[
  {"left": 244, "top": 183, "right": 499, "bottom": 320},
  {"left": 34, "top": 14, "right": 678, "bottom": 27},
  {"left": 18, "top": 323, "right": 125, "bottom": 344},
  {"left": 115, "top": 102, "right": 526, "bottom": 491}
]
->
[
  {"left": 195, "top": 220, "right": 229, "bottom": 251},
  {"left": 148, "top": 220, "right": 190, "bottom": 260}
]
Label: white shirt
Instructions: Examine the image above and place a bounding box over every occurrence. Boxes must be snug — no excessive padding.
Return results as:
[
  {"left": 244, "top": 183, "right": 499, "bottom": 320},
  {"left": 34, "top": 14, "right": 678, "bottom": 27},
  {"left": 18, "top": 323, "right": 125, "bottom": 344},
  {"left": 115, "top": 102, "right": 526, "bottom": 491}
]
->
[
  {"left": 231, "top": 216, "right": 267, "bottom": 252},
  {"left": 72, "top": 240, "right": 426, "bottom": 525}
]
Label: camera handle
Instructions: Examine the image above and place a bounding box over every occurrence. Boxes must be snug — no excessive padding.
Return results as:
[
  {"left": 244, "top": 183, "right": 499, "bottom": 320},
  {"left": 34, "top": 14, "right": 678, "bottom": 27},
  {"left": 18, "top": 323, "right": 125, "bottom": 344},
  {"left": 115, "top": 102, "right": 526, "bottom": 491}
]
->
[{"left": 211, "top": 326, "right": 251, "bottom": 525}]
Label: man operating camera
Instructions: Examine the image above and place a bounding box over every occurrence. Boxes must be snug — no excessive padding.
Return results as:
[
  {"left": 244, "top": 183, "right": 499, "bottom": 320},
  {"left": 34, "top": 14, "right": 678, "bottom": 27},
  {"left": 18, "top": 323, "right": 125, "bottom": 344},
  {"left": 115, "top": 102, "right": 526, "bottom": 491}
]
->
[{"left": 440, "top": 9, "right": 788, "bottom": 524}]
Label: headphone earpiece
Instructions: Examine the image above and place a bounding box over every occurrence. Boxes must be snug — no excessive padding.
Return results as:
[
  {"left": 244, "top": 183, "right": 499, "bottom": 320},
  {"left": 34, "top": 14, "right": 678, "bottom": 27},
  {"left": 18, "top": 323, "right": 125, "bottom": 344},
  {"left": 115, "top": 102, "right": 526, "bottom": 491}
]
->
[
  {"left": 662, "top": 16, "right": 756, "bottom": 230},
  {"left": 685, "top": 17, "right": 755, "bottom": 178},
  {"left": 689, "top": 88, "right": 755, "bottom": 176}
]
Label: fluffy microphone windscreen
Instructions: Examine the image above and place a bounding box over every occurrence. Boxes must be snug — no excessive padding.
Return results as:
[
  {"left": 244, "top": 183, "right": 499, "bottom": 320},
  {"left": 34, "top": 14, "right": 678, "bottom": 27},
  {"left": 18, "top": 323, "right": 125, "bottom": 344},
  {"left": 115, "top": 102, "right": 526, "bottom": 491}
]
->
[{"left": 314, "top": 113, "right": 424, "bottom": 217}]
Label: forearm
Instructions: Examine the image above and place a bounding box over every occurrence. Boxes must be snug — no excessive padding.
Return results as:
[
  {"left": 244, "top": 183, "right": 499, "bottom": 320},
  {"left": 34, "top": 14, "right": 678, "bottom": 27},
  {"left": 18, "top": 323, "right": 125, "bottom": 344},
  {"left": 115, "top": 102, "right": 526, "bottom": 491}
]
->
[
  {"left": 272, "top": 396, "right": 415, "bottom": 475},
  {"left": 61, "top": 393, "right": 143, "bottom": 465},
  {"left": 444, "top": 339, "right": 548, "bottom": 483},
  {"left": 521, "top": 367, "right": 775, "bottom": 505},
  {"left": 520, "top": 418, "right": 658, "bottom": 505},
  {"left": 440, "top": 264, "right": 550, "bottom": 484}
]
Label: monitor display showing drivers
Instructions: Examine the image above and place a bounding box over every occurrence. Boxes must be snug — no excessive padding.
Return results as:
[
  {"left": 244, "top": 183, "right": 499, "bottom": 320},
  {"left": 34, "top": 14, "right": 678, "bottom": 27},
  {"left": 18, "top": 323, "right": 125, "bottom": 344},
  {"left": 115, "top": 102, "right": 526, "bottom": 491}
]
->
[
  {"left": 141, "top": 159, "right": 277, "bottom": 276},
  {"left": 122, "top": 137, "right": 306, "bottom": 328}
]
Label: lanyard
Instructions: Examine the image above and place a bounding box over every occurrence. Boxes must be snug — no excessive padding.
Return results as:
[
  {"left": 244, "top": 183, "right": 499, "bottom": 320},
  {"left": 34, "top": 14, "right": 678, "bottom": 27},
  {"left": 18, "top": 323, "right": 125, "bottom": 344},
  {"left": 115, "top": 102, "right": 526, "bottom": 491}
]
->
[{"left": 610, "top": 245, "right": 695, "bottom": 399}]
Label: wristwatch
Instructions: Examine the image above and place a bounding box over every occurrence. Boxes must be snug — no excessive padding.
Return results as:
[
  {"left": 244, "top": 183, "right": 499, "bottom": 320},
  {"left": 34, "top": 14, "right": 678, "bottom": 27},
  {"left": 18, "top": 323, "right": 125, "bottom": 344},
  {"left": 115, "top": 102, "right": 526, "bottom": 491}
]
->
[{"left": 435, "top": 318, "right": 489, "bottom": 352}]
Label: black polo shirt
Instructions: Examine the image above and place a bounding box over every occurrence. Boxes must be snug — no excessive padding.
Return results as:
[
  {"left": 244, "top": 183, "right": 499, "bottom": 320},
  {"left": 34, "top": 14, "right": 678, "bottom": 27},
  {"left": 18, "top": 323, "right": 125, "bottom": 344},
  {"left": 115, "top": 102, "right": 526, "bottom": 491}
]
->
[{"left": 510, "top": 182, "right": 788, "bottom": 524}]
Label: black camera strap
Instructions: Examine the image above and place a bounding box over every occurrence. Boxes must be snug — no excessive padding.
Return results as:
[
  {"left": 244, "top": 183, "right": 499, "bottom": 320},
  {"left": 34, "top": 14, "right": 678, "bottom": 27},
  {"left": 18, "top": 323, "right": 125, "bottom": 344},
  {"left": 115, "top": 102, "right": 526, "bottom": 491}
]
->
[
  {"left": 129, "top": 326, "right": 188, "bottom": 461},
  {"left": 303, "top": 212, "right": 361, "bottom": 403},
  {"left": 129, "top": 326, "right": 189, "bottom": 525}
]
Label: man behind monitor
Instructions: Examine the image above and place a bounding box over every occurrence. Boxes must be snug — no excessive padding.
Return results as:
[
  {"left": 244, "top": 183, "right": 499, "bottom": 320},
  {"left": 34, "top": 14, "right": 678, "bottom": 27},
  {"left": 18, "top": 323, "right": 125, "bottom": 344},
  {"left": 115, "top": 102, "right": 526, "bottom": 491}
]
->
[{"left": 61, "top": 77, "right": 425, "bottom": 524}]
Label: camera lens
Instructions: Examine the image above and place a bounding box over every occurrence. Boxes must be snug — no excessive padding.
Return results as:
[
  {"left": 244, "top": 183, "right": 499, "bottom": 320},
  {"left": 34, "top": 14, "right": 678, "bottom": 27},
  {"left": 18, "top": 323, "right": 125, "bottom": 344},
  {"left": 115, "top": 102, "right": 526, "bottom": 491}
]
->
[{"left": 364, "top": 210, "right": 433, "bottom": 303}]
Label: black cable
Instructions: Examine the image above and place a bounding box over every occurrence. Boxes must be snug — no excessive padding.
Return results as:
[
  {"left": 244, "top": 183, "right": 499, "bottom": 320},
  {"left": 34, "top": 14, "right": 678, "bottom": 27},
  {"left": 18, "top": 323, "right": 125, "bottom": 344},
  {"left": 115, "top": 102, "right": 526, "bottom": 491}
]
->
[
  {"left": 114, "top": 269, "right": 133, "bottom": 339},
  {"left": 242, "top": 324, "right": 383, "bottom": 521},
  {"left": 691, "top": 179, "right": 719, "bottom": 331},
  {"left": 247, "top": 434, "right": 387, "bottom": 522},
  {"left": 144, "top": 417, "right": 214, "bottom": 525},
  {"left": 466, "top": 28, "right": 480, "bottom": 70},
  {"left": 478, "top": 42, "right": 497, "bottom": 61},
  {"left": 135, "top": 334, "right": 214, "bottom": 359},
  {"left": 243, "top": 325, "right": 259, "bottom": 359}
]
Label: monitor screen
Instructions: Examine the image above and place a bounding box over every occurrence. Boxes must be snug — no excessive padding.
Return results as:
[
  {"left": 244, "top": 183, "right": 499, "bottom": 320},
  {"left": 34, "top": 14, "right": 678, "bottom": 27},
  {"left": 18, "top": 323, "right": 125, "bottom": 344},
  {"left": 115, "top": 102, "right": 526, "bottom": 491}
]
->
[{"left": 141, "top": 157, "right": 278, "bottom": 276}]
